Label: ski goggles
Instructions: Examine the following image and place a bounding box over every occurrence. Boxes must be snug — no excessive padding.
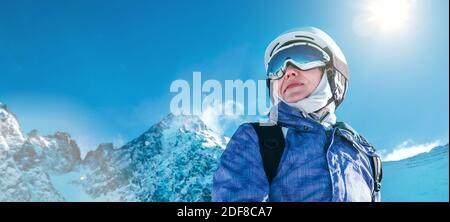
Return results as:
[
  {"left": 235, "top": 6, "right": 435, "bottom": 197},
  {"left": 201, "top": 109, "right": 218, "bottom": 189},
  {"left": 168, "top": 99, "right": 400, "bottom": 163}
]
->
[{"left": 266, "top": 42, "right": 331, "bottom": 80}]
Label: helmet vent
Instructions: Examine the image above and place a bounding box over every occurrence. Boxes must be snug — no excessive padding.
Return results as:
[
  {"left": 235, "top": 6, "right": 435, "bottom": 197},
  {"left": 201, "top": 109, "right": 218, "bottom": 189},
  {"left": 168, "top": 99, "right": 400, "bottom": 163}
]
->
[
  {"left": 294, "top": 35, "right": 314, "bottom": 40},
  {"left": 269, "top": 42, "right": 280, "bottom": 57}
]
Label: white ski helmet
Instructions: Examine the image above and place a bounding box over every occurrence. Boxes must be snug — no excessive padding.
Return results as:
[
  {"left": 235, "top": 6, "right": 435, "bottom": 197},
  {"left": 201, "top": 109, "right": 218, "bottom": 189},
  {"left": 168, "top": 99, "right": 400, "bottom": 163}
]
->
[{"left": 264, "top": 27, "right": 349, "bottom": 108}]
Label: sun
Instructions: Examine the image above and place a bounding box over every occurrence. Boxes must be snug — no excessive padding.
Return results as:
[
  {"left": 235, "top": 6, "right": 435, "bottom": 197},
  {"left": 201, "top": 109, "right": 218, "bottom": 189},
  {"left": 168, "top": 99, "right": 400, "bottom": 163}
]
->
[
  {"left": 366, "top": 0, "right": 413, "bottom": 32},
  {"left": 353, "top": 0, "right": 415, "bottom": 36}
]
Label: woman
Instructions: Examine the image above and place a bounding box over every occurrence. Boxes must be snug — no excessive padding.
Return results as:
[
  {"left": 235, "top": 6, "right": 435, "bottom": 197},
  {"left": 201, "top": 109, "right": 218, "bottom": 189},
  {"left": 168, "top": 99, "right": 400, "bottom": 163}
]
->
[{"left": 212, "top": 27, "right": 382, "bottom": 202}]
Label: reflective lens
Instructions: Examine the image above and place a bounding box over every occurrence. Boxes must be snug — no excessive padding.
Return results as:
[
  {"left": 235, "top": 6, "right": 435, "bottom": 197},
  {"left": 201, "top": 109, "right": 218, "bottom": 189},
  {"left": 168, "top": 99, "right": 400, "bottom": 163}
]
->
[{"left": 267, "top": 43, "right": 330, "bottom": 79}]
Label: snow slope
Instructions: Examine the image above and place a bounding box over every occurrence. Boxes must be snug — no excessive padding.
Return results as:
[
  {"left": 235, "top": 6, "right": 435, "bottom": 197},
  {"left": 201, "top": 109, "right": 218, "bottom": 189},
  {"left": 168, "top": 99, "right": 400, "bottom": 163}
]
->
[{"left": 382, "top": 144, "right": 449, "bottom": 202}]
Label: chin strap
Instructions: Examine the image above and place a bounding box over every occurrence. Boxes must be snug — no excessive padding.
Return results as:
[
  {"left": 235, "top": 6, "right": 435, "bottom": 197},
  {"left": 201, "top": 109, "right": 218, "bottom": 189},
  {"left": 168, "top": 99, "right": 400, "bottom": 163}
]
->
[{"left": 306, "top": 67, "right": 339, "bottom": 124}]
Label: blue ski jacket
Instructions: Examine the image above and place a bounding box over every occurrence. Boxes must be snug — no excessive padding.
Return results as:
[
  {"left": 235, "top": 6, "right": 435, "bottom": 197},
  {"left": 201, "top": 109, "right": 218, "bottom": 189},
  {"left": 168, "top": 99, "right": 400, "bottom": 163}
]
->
[{"left": 212, "top": 102, "right": 381, "bottom": 202}]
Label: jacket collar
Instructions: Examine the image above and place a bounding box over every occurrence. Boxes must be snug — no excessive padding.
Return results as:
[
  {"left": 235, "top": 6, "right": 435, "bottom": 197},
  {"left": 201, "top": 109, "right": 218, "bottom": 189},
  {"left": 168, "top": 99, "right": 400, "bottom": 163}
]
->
[
  {"left": 269, "top": 101, "right": 327, "bottom": 133},
  {"left": 268, "top": 102, "right": 375, "bottom": 152}
]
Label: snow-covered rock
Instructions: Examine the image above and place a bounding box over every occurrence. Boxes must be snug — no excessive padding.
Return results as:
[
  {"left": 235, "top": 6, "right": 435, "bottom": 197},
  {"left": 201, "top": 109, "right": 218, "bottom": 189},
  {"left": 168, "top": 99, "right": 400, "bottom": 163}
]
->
[
  {"left": 0, "top": 155, "right": 64, "bottom": 201},
  {"left": 79, "top": 113, "right": 226, "bottom": 201},
  {"left": 0, "top": 104, "right": 25, "bottom": 152},
  {"left": 0, "top": 104, "right": 79, "bottom": 201},
  {"left": 18, "top": 131, "right": 82, "bottom": 173},
  {"left": 123, "top": 113, "right": 225, "bottom": 201},
  {"left": 1, "top": 103, "right": 226, "bottom": 201}
]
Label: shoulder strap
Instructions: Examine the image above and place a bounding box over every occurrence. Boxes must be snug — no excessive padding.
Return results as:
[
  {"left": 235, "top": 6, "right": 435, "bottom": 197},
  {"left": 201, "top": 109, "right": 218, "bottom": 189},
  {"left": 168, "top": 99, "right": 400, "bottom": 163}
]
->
[
  {"left": 372, "top": 155, "right": 382, "bottom": 193},
  {"left": 250, "top": 123, "right": 285, "bottom": 185},
  {"left": 334, "top": 121, "right": 383, "bottom": 194}
]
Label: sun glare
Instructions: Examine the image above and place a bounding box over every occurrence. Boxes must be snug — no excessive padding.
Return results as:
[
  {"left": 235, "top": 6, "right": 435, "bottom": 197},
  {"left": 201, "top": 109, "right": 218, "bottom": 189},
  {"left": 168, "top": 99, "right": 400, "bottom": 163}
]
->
[
  {"left": 367, "top": 0, "right": 413, "bottom": 32},
  {"left": 353, "top": 0, "right": 415, "bottom": 36}
]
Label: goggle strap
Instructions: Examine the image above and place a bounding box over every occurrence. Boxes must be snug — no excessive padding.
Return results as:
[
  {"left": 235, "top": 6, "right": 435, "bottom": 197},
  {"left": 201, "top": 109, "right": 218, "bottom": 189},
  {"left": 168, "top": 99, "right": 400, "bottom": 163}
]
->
[{"left": 334, "top": 56, "right": 349, "bottom": 80}]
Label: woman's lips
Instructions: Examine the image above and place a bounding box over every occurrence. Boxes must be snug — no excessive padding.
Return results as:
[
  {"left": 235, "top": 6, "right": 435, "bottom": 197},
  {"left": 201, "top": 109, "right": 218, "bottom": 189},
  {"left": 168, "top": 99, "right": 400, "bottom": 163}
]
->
[{"left": 284, "top": 82, "right": 304, "bottom": 93}]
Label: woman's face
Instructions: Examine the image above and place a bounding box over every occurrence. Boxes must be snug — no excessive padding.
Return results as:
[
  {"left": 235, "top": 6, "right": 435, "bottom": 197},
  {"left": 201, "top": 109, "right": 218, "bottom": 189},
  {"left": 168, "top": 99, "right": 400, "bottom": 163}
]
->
[{"left": 278, "top": 64, "right": 323, "bottom": 103}]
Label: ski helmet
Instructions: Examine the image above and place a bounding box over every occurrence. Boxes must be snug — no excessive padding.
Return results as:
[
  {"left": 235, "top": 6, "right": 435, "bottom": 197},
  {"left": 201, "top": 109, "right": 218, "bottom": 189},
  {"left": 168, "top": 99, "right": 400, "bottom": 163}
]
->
[{"left": 264, "top": 27, "right": 349, "bottom": 109}]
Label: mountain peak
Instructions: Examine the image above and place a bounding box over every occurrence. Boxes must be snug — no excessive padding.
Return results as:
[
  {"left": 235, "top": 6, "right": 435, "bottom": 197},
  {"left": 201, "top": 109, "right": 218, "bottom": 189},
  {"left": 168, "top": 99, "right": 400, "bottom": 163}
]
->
[
  {"left": 82, "top": 143, "right": 114, "bottom": 166},
  {"left": 137, "top": 113, "right": 227, "bottom": 149},
  {"left": 114, "top": 112, "right": 226, "bottom": 201},
  {"left": 27, "top": 129, "right": 40, "bottom": 137},
  {"left": 0, "top": 103, "right": 9, "bottom": 118},
  {"left": 0, "top": 102, "right": 25, "bottom": 151},
  {"left": 157, "top": 113, "right": 208, "bottom": 132}
]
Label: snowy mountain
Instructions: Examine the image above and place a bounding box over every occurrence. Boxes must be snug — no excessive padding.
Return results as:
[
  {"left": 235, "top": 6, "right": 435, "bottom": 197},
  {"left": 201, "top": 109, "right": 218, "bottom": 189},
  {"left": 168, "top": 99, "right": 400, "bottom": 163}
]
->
[
  {"left": 1, "top": 103, "right": 66, "bottom": 201},
  {"left": 77, "top": 113, "right": 227, "bottom": 201},
  {"left": 0, "top": 103, "right": 226, "bottom": 201},
  {"left": 0, "top": 102, "right": 448, "bottom": 202},
  {"left": 382, "top": 144, "right": 449, "bottom": 202}
]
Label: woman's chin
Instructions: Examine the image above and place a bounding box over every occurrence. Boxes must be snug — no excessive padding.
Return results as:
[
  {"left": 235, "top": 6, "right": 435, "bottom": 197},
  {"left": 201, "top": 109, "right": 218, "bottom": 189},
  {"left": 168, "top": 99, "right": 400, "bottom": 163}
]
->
[{"left": 283, "top": 93, "right": 306, "bottom": 103}]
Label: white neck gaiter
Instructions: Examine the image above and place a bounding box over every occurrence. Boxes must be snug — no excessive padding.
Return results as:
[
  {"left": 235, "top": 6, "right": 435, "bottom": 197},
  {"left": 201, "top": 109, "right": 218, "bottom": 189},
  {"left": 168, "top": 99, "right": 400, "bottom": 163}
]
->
[{"left": 271, "top": 73, "right": 337, "bottom": 129}]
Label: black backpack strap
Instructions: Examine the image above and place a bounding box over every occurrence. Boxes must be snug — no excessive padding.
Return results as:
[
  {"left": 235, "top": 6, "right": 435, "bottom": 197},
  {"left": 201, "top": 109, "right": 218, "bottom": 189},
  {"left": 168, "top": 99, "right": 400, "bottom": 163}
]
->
[
  {"left": 334, "top": 121, "right": 383, "bottom": 196},
  {"left": 250, "top": 123, "right": 285, "bottom": 185},
  {"left": 372, "top": 155, "right": 382, "bottom": 193}
]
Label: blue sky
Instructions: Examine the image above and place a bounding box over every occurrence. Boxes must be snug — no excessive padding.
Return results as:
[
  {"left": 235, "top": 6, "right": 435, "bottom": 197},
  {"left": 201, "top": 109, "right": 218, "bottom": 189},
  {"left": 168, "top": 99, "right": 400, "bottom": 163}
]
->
[{"left": 1, "top": 0, "right": 448, "bottom": 156}]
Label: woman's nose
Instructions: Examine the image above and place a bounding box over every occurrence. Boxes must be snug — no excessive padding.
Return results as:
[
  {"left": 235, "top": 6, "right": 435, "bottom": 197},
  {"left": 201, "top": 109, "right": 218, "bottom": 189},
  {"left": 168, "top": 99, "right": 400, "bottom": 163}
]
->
[{"left": 283, "top": 69, "right": 298, "bottom": 80}]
